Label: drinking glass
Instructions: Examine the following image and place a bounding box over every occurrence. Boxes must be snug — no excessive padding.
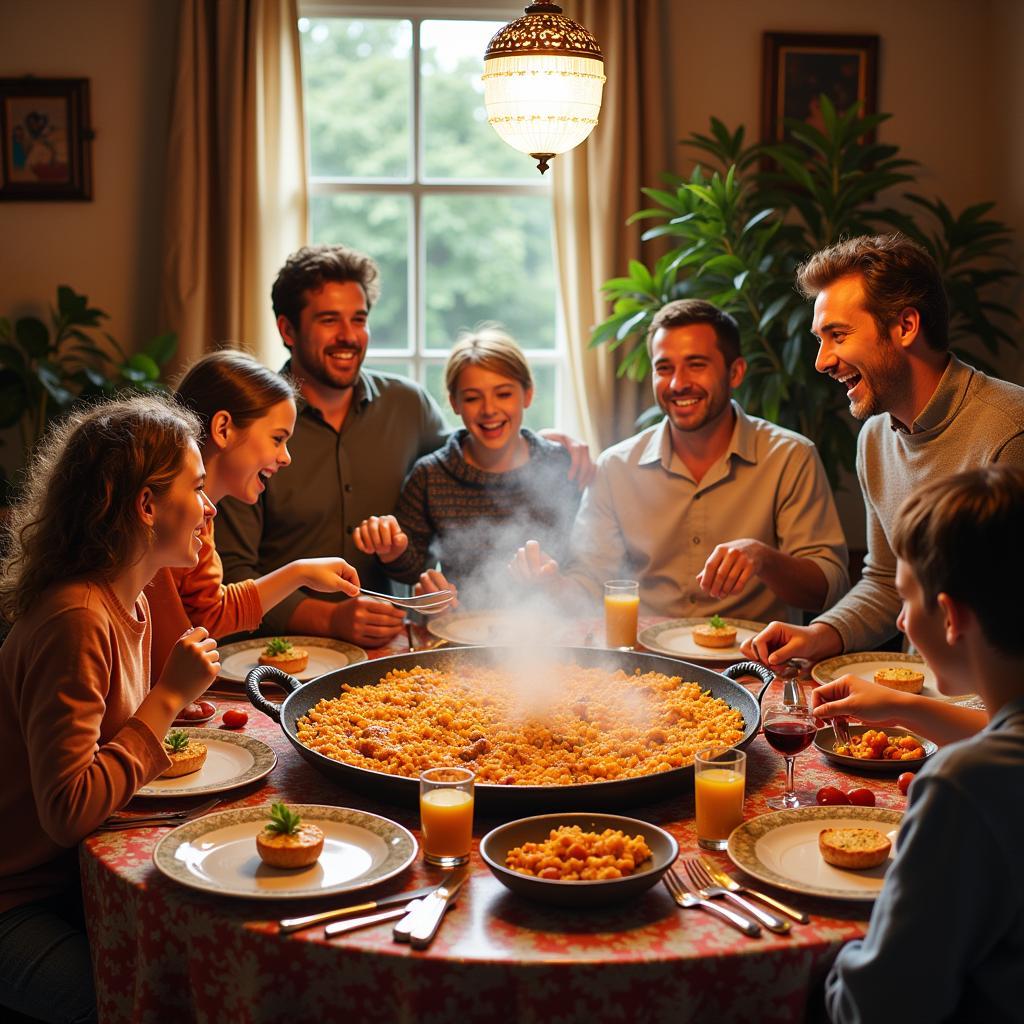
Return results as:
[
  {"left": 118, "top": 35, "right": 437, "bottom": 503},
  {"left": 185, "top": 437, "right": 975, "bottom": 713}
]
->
[
  {"left": 694, "top": 747, "right": 746, "bottom": 850},
  {"left": 604, "top": 579, "right": 639, "bottom": 649},
  {"left": 419, "top": 767, "right": 474, "bottom": 867},
  {"left": 762, "top": 706, "right": 817, "bottom": 809}
]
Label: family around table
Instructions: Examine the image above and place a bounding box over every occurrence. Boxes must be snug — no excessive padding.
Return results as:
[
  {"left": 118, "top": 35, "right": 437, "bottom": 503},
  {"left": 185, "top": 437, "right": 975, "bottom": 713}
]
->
[{"left": 1, "top": 233, "right": 1022, "bottom": 1024}]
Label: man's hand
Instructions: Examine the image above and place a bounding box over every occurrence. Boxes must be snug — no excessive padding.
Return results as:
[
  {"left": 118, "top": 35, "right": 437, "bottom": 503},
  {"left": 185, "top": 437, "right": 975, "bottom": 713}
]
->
[
  {"left": 330, "top": 595, "right": 405, "bottom": 646},
  {"left": 352, "top": 515, "right": 408, "bottom": 564},
  {"left": 696, "top": 538, "right": 766, "bottom": 599},
  {"left": 414, "top": 569, "right": 459, "bottom": 613},
  {"left": 740, "top": 620, "right": 844, "bottom": 666},
  {"left": 537, "top": 429, "right": 595, "bottom": 489},
  {"left": 297, "top": 557, "right": 360, "bottom": 597},
  {"left": 508, "top": 539, "right": 561, "bottom": 585}
]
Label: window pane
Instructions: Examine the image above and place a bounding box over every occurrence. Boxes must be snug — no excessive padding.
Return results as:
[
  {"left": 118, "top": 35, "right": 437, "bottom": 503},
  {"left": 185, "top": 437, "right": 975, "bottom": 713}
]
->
[
  {"left": 422, "top": 194, "right": 556, "bottom": 350},
  {"left": 300, "top": 18, "right": 411, "bottom": 179},
  {"left": 424, "top": 361, "right": 556, "bottom": 432},
  {"left": 421, "top": 20, "right": 538, "bottom": 181},
  {"left": 310, "top": 192, "right": 410, "bottom": 350},
  {"left": 364, "top": 359, "right": 412, "bottom": 380}
]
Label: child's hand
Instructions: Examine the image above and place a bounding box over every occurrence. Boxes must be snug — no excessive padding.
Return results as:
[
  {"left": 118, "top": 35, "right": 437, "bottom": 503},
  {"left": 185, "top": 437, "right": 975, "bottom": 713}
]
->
[
  {"left": 811, "top": 674, "right": 909, "bottom": 729},
  {"left": 298, "top": 557, "right": 360, "bottom": 596},
  {"left": 508, "top": 539, "right": 561, "bottom": 585},
  {"left": 414, "top": 569, "right": 458, "bottom": 613},
  {"left": 156, "top": 626, "right": 220, "bottom": 708},
  {"left": 353, "top": 515, "right": 408, "bottom": 563}
]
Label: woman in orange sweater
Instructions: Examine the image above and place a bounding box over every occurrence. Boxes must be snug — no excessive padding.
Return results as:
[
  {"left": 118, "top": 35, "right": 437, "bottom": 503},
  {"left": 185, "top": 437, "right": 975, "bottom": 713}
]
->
[
  {"left": 148, "top": 350, "right": 361, "bottom": 675},
  {"left": 0, "top": 395, "right": 224, "bottom": 1022}
]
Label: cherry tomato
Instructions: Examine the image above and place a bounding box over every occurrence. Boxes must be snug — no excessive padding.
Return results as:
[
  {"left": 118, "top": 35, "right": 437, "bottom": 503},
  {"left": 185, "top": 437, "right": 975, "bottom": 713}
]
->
[
  {"left": 222, "top": 709, "right": 248, "bottom": 729},
  {"left": 816, "top": 786, "right": 850, "bottom": 805},
  {"left": 180, "top": 700, "right": 215, "bottom": 720},
  {"left": 846, "top": 787, "right": 876, "bottom": 807},
  {"left": 897, "top": 771, "right": 914, "bottom": 796}
]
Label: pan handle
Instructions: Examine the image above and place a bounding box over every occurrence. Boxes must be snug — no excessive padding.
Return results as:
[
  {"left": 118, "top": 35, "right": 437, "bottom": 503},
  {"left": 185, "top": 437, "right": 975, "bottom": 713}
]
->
[
  {"left": 721, "top": 661, "right": 775, "bottom": 705},
  {"left": 245, "top": 665, "right": 302, "bottom": 722}
]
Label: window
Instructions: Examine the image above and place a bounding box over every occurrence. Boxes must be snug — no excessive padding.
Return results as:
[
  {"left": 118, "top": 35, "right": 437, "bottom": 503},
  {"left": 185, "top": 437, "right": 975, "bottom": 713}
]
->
[{"left": 298, "top": 6, "right": 570, "bottom": 432}]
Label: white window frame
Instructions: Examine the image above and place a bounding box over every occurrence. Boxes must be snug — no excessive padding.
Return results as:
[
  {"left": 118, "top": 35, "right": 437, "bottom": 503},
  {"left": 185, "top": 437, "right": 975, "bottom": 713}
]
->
[{"left": 299, "top": 1, "right": 574, "bottom": 432}]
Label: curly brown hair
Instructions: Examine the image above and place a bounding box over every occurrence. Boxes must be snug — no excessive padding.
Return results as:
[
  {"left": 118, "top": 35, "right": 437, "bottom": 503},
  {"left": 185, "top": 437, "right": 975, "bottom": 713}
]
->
[
  {"left": 0, "top": 394, "right": 201, "bottom": 622},
  {"left": 271, "top": 244, "right": 382, "bottom": 330}
]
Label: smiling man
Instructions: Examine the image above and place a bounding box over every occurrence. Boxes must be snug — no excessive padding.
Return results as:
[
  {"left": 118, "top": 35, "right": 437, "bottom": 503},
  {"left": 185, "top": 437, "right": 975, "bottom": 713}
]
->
[
  {"left": 511, "top": 299, "right": 849, "bottom": 623},
  {"left": 745, "top": 233, "right": 1024, "bottom": 667}
]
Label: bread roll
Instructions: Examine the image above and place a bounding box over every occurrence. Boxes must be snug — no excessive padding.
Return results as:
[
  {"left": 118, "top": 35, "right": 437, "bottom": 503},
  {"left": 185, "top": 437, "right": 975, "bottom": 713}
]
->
[{"left": 818, "top": 827, "right": 891, "bottom": 869}]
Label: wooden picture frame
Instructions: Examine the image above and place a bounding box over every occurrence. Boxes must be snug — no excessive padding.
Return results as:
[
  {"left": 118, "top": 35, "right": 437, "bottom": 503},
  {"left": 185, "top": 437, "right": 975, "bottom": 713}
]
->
[
  {"left": 761, "top": 32, "right": 879, "bottom": 146},
  {"left": 0, "top": 77, "right": 93, "bottom": 201}
]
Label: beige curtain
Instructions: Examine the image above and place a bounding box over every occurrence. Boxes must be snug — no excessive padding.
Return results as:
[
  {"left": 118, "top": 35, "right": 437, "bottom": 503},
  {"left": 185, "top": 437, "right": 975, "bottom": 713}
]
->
[
  {"left": 553, "top": 0, "right": 676, "bottom": 452},
  {"left": 160, "top": 0, "right": 308, "bottom": 372}
]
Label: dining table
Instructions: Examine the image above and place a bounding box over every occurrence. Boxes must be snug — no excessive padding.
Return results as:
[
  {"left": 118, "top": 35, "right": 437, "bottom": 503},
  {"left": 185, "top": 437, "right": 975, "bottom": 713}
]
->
[{"left": 79, "top": 617, "right": 911, "bottom": 1024}]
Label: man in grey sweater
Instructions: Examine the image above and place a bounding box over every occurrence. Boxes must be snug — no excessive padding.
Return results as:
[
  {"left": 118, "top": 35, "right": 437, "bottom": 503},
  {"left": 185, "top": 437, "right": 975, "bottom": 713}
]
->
[{"left": 745, "top": 234, "right": 1024, "bottom": 736}]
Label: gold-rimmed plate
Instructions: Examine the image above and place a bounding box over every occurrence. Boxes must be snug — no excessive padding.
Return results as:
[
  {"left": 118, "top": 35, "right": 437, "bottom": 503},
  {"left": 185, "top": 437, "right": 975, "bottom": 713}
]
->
[
  {"left": 638, "top": 617, "right": 766, "bottom": 663},
  {"left": 217, "top": 636, "right": 366, "bottom": 683},
  {"left": 814, "top": 723, "right": 936, "bottom": 772},
  {"left": 728, "top": 806, "right": 903, "bottom": 901},
  {"left": 136, "top": 729, "right": 276, "bottom": 798}
]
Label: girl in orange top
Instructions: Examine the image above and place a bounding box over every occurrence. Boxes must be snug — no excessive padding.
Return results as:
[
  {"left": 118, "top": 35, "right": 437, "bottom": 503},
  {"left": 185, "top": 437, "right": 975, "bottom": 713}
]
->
[
  {"left": 147, "top": 350, "right": 361, "bottom": 676},
  {"left": 0, "top": 395, "right": 223, "bottom": 1022}
]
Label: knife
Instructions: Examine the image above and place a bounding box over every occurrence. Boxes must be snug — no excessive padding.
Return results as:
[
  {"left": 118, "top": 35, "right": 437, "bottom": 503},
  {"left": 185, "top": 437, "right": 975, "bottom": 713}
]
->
[
  {"left": 393, "top": 865, "right": 469, "bottom": 945},
  {"left": 408, "top": 866, "right": 470, "bottom": 950},
  {"left": 278, "top": 884, "right": 437, "bottom": 934},
  {"left": 324, "top": 899, "right": 426, "bottom": 937}
]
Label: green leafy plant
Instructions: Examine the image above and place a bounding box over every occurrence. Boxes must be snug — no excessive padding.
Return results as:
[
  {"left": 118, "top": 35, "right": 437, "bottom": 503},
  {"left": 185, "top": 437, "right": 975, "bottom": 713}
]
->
[
  {"left": 264, "top": 801, "right": 302, "bottom": 836},
  {"left": 709, "top": 614, "right": 727, "bottom": 630},
  {"left": 0, "top": 285, "right": 177, "bottom": 494},
  {"left": 164, "top": 731, "right": 191, "bottom": 753},
  {"left": 262, "top": 637, "right": 294, "bottom": 657},
  {"left": 593, "top": 98, "right": 1020, "bottom": 484}
]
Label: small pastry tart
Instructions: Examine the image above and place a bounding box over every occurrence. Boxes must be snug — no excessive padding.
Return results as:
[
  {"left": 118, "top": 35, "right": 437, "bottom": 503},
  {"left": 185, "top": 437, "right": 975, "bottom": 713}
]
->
[
  {"left": 160, "top": 730, "right": 208, "bottom": 778},
  {"left": 257, "top": 638, "right": 309, "bottom": 675},
  {"left": 692, "top": 615, "right": 738, "bottom": 649},
  {"left": 256, "top": 802, "right": 324, "bottom": 869},
  {"left": 818, "top": 827, "right": 891, "bottom": 869},
  {"left": 873, "top": 667, "right": 925, "bottom": 694}
]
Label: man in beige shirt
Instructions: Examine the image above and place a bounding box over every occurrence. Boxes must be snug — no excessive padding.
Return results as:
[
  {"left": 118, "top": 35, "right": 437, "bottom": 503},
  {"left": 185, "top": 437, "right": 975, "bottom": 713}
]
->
[{"left": 512, "top": 299, "right": 849, "bottom": 623}]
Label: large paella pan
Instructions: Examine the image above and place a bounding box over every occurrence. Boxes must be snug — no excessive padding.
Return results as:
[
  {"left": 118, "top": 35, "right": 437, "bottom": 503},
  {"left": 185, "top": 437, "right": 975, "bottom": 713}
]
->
[{"left": 246, "top": 646, "right": 769, "bottom": 812}]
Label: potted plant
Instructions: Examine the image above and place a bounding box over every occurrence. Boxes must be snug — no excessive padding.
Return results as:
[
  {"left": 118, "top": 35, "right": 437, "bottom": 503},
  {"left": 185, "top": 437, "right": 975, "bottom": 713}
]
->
[
  {"left": 0, "top": 285, "right": 177, "bottom": 500},
  {"left": 592, "top": 98, "right": 1020, "bottom": 484}
]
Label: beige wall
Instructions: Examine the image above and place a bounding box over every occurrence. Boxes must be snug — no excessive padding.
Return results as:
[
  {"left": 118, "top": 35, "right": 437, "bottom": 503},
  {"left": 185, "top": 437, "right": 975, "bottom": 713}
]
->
[{"left": 0, "top": 0, "right": 177, "bottom": 346}]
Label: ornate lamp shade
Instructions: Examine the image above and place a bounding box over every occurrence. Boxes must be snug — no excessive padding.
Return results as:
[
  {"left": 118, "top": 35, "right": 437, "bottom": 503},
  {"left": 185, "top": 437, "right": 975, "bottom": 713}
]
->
[{"left": 483, "top": 2, "right": 606, "bottom": 174}]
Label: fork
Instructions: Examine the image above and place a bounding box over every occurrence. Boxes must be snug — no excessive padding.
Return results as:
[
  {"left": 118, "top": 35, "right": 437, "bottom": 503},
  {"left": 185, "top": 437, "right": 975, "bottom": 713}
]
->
[
  {"left": 97, "top": 795, "right": 225, "bottom": 831},
  {"left": 358, "top": 587, "right": 454, "bottom": 612},
  {"left": 682, "top": 858, "right": 790, "bottom": 933},
  {"left": 698, "top": 856, "right": 809, "bottom": 924},
  {"left": 662, "top": 868, "right": 760, "bottom": 936}
]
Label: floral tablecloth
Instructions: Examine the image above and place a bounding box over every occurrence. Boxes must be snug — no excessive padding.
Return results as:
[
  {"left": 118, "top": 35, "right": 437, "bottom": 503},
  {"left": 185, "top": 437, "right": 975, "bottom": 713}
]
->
[{"left": 80, "top": 622, "right": 904, "bottom": 1024}]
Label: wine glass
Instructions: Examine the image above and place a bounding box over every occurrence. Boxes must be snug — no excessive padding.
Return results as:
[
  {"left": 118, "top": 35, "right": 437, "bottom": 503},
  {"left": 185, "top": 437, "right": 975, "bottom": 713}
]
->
[{"left": 762, "top": 705, "right": 817, "bottom": 809}]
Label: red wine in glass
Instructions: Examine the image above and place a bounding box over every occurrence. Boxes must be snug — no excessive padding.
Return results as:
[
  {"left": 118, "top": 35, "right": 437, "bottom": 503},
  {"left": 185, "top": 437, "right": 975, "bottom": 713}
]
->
[
  {"left": 763, "top": 707, "right": 817, "bottom": 809},
  {"left": 764, "top": 720, "right": 817, "bottom": 756}
]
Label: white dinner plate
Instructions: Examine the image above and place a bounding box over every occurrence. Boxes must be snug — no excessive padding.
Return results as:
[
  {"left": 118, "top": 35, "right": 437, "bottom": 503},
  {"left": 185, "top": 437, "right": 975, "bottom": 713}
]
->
[
  {"left": 638, "top": 617, "right": 766, "bottom": 663},
  {"left": 811, "top": 652, "right": 975, "bottom": 704},
  {"left": 728, "top": 805, "right": 904, "bottom": 901},
  {"left": 153, "top": 804, "right": 417, "bottom": 900},
  {"left": 427, "top": 610, "right": 575, "bottom": 647},
  {"left": 217, "top": 636, "right": 367, "bottom": 683},
  {"left": 136, "top": 729, "right": 277, "bottom": 798}
]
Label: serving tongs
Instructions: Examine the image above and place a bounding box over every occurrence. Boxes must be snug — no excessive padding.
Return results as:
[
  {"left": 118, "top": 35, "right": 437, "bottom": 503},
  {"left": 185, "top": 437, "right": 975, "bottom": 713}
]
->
[{"left": 358, "top": 587, "right": 454, "bottom": 613}]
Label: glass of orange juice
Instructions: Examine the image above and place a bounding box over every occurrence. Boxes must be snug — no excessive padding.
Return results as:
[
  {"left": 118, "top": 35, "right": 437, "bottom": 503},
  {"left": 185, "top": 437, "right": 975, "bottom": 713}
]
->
[
  {"left": 419, "top": 767, "right": 475, "bottom": 867},
  {"left": 694, "top": 747, "right": 746, "bottom": 851},
  {"left": 604, "top": 579, "right": 639, "bottom": 649}
]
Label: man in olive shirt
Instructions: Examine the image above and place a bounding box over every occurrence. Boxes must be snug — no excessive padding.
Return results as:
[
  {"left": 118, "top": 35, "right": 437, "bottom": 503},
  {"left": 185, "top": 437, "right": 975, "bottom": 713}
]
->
[
  {"left": 217, "top": 244, "right": 591, "bottom": 646},
  {"left": 511, "top": 299, "right": 849, "bottom": 623}
]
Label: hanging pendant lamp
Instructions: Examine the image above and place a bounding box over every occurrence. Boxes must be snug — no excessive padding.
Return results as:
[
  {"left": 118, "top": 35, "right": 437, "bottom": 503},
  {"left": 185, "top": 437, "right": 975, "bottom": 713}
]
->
[{"left": 482, "top": 2, "right": 606, "bottom": 174}]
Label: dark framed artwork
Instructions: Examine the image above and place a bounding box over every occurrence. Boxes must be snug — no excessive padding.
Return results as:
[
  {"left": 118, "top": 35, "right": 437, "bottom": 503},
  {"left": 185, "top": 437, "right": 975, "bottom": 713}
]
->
[
  {"left": 0, "top": 77, "right": 93, "bottom": 201},
  {"left": 761, "top": 33, "right": 879, "bottom": 146}
]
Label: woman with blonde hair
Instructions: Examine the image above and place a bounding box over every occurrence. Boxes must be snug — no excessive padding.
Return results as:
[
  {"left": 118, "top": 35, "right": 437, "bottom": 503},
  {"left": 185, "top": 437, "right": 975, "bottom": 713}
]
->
[
  {"left": 353, "top": 324, "right": 581, "bottom": 606},
  {"left": 0, "top": 395, "right": 221, "bottom": 1022},
  {"left": 146, "top": 349, "right": 360, "bottom": 676}
]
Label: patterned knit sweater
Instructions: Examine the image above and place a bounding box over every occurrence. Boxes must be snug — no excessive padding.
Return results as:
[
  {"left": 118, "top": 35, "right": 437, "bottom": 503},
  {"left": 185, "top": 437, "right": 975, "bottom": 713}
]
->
[{"left": 384, "top": 429, "right": 581, "bottom": 606}]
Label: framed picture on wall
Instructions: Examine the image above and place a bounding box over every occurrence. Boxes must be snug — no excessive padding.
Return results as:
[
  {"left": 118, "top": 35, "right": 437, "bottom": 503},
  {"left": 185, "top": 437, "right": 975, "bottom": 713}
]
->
[
  {"left": 0, "top": 77, "right": 93, "bottom": 201},
  {"left": 761, "top": 32, "right": 879, "bottom": 146}
]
